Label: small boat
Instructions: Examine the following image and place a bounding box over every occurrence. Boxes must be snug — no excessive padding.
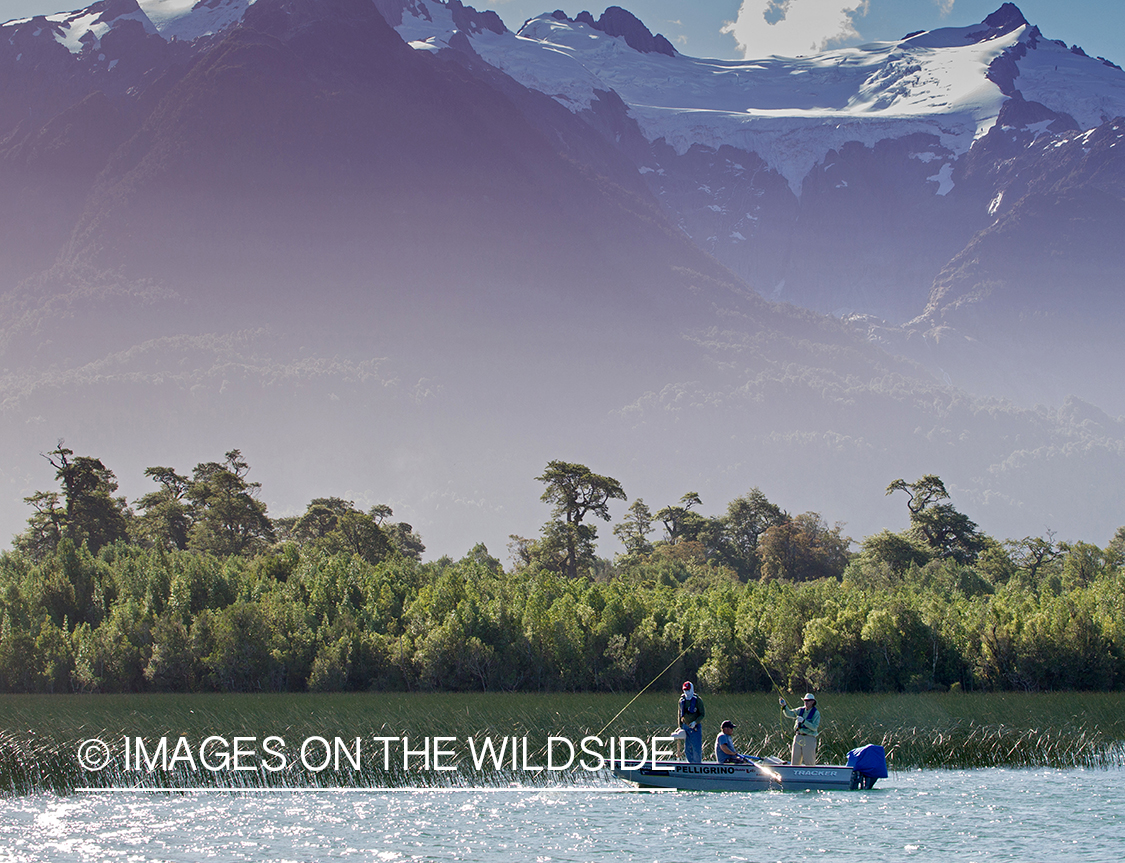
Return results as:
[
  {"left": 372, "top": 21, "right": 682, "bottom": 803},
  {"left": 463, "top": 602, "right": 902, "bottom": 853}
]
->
[{"left": 611, "top": 744, "right": 887, "bottom": 792}]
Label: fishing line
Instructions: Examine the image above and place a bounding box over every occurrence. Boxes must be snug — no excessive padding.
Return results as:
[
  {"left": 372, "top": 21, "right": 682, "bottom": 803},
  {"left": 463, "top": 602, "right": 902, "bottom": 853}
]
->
[
  {"left": 744, "top": 638, "right": 791, "bottom": 737},
  {"left": 595, "top": 639, "right": 696, "bottom": 739},
  {"left": 744, "top": 639, "right": 785, "bottom": 700},
  {"left": 596, "top": 635, "right": 792, "bottom": 744}
]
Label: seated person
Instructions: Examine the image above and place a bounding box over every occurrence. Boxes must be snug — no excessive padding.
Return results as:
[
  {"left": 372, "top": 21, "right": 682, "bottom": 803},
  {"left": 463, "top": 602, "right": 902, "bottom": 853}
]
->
[{"left": 714, "top": 720, "right": 748, "bottom": 763}]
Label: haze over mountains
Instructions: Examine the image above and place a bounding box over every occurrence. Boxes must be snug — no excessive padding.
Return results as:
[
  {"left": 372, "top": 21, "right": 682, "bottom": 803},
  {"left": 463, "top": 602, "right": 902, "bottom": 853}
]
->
[{"left": 1, "top": 0, "right": 1122, "bottom": 556}]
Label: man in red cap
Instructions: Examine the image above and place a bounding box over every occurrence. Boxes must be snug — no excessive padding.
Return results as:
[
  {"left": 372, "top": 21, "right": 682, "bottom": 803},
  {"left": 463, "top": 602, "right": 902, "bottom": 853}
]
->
[{"left": 678, "top": 681, "right": 705, "bottom": 763}]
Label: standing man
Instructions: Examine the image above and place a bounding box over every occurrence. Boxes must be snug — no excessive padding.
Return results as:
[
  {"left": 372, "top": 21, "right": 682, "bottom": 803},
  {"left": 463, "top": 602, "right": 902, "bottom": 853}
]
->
[
  {"left": 780, "top": 692, "right": 820, "bottom": 765},
  {"left": 678, "top": 681, "right": 705, "bottom": 763}
]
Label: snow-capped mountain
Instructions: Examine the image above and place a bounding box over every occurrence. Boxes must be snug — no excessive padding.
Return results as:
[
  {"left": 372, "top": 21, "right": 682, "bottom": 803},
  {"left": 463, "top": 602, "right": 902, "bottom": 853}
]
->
[
  {"left": 16, "top": 1, "right": 1123, "bottom": 171},
  {"left": 392, "top": 2, "right": 1125, "bottom": 191},
  {"left": 4, "top": 0, "right": 246, "bottom": 45},
  {"left": 1, "top": 0, "right": 1123, "bottom": 555},
  {"left": 369, "top": 0, "right": 1125, "bottom": 413},
  {"left": 6, "top": 0, "right": 1123, "bottom": 327},
  {"left": 370, "top": 1, "right": 1125, "bottom": 331}
]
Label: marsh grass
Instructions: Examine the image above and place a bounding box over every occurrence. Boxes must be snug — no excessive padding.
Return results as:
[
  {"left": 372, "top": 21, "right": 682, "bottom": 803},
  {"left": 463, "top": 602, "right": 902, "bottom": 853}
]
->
[
  {"left": 2, "top": 691, "right": 1122, "bottom": 794},
  {"left": 707, "top": 691, "right": 1125, "bottom": 769}
]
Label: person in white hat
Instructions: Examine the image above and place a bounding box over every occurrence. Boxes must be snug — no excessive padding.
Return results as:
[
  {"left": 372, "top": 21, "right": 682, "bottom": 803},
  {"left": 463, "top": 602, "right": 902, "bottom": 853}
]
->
[
  {"left": 678, "top": 681, "right": 705, "bottom": 763},
  {"left": 779, "top": 692, "right": 821, "bottom": 765}
]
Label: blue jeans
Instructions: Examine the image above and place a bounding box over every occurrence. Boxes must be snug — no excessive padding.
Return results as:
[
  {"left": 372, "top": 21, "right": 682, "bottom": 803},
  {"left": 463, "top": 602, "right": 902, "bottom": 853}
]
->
[{"left": 684, "top": 724, "right": 702, "bottom": 763}]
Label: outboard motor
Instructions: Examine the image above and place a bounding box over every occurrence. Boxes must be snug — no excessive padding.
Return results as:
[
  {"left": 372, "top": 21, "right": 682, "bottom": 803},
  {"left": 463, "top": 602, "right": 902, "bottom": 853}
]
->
[{"left": 846, "top": 744, "right": 888, "bottom": 789}]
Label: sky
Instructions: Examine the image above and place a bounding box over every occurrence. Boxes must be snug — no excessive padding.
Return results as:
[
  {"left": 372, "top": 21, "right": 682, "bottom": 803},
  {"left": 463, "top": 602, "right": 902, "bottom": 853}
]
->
[
  {"left": 477, "top": 0, "right": 1125, "bottom": 63},
  {"left": 5, "top": 0, "right": 1123, "bottom": 65}
]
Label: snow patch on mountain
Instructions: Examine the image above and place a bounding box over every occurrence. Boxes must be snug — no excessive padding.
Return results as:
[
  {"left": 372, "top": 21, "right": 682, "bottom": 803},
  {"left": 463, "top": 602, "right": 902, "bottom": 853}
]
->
[
  {"left": 6, "top": 0, "right": 1125, "bottom": 197},
  {"left": 471, "top": 8, "right": 1022, "bottom": 193},
  {"left": 469, "top": 16, "right": 627, "bottom": 113},
  {"left": 25, "top": 1, "right": 159, "bottom": 54},
  {"left": 1014, "top": 36, "right": 1125, "bottom": 129},
  {"left": 1, "top": 0, "right": 252, "bottom": 47},
  {"left": 386, "top": 1, "right": 1125, "bottom": 195},
  {"left": 927, "top": 162, "right": 955, "bottom": 195},
  {"left": 392, "top": 0, "right": 449, "bottom": 44},
  {"left": 137, "top": 0, "right": 253, "bottom": 41}
]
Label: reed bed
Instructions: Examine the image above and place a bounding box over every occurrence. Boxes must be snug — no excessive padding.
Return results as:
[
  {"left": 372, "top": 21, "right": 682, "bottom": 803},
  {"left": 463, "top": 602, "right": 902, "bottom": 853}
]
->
[
  {"left": 2, "top": 691, "right": 1123, "bottom": 795},
  {"left": 716, "top": 691, "right": 1125, "bottom": 770}
]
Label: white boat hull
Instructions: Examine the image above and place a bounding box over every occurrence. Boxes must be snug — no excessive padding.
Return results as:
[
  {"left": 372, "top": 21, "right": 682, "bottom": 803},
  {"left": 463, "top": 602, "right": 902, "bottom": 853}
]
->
[{"left": 611, "top": 759, "right": 871, "bottom": 792}]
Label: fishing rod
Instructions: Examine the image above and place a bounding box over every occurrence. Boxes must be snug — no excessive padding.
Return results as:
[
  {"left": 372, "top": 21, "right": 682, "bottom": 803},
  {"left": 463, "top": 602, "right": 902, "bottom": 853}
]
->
[
  {"left": 743, "top": 638, "right": 786, "bottom": 701},
  {"left": 743, "top": 638, "right": 794, "bottom": 739},
  {"left": 595, "top": 638, "right": 697, "bottom": 739},
  {"left": 598, "top": 635, "right": 795, "bottom": 756}
]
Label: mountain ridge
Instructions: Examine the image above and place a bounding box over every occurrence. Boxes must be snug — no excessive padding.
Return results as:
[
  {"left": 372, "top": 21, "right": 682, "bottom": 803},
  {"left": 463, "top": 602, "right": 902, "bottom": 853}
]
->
[{"left": 0, "top": 0, "right": 1122, "bottom": 556}]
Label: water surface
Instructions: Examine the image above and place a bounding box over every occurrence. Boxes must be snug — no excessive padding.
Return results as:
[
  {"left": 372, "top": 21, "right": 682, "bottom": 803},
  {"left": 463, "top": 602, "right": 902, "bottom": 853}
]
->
[{"left": 1, "top": 768, "right": 1121, "bottom": 862}]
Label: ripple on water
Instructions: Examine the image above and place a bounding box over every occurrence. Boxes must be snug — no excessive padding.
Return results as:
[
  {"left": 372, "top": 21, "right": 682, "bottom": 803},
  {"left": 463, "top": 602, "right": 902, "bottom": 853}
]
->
[{"left": 0, "top": 769, "right": 1121, "bottom": 862}]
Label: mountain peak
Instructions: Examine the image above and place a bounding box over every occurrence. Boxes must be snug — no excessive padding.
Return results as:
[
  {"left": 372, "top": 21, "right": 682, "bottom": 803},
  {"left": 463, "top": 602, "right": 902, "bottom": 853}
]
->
[
  {"left": 590, "top": 6, "right": 675, "bottom": 56},
  {"left": 554, "top": 6, "right": 674, "bottom": 56},
  {"left": 983, "top": 3, "right": 1029, "bottom": 32}
]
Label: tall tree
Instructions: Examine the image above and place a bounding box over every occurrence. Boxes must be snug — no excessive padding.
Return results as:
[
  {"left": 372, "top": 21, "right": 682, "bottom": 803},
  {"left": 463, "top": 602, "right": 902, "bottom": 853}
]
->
[
  {"left": 291, "top": 497, "right": 395, "bottom": 564},
  {"left": 28, "top": 443, "right": 130, "bottom": 554},
  {"left": 133, "top": 467, "right": 192, "bottom": 550},
  {"left": 187, "top": 450, "right": 273, "bottom": 556},
  {"left": 1006, "top": 532, "right": 1064, "bottom": 582},
  {"left": 613, "top": 498, "right": 655, "bottom": 558},
  {"left": 13, "top": 491, "right": 66, "bottom": 560},
  {"left": 383, "top": 519, "right": 426, "bottom": 562},
  {"left": 886, "top": 475, "right": 986, "bottom": 564},
  {"left": 655, "top": 492, "right": 707, "bottom": 544},
  {"left": 716, "top": 487, "right": 787, "bottom": 579},
  {"left": 536, "top": 460, "right": 625, "bottom": 578},
  {"left": 758, "top": 512, "right": 850, "bottom": 581}
]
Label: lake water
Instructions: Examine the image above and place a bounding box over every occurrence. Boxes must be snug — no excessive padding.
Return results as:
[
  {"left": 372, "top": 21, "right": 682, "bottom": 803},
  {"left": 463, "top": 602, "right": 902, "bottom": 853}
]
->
[{"left": 1, "top": 767, "right": 1121, "bottom": 862}]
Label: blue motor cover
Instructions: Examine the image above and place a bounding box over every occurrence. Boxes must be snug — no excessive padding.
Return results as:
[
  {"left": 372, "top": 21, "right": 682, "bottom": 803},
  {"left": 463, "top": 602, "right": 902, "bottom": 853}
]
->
[{"left": 846, "top": 744, "right": 888, "bottom": 778}]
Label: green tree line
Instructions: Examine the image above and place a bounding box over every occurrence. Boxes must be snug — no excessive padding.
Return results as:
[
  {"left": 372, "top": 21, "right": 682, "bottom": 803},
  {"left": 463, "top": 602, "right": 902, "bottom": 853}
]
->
[{"left": 1, "top": 447, "right": 1123, "bottom": 694}]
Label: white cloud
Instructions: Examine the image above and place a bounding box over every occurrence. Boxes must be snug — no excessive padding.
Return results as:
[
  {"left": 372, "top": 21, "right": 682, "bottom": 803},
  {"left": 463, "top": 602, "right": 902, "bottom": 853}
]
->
[
  {"left": 934, "top": 0, "right": 956, "bottom": 17},
  {"left": 721, "top": 0, "right": 870, "bottom": 59}
]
